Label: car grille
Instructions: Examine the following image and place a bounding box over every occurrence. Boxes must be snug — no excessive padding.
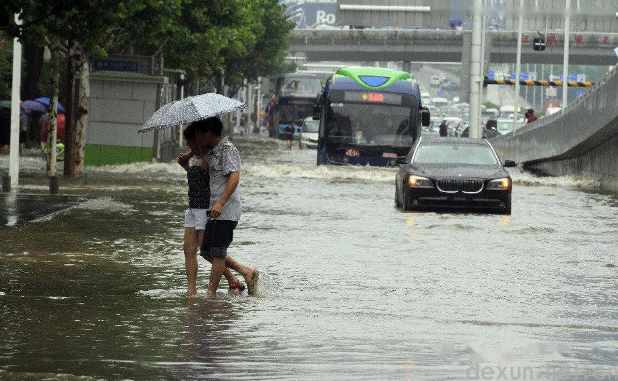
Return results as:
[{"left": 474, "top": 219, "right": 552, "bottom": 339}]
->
[{"left": 437, "top": 179, "right": 484, "bottom": 193}]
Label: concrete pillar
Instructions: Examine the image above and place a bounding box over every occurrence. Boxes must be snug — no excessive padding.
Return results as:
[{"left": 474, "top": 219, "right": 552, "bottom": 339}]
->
[
  {"left": 403, "top": 61, "right": 412, "bottom": 73},
  {"left": 469, "top": 0, "right": 483, "bottom": 139},
  {"left": 460, "top": 33, "right": 472, "bottom": 103}
]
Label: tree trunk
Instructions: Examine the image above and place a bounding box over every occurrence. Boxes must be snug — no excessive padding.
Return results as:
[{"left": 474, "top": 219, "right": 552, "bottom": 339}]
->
[
  {"left": 63, "top": 41, "right": 76, "bottom": 177},
  {"left": 47, "top": 47, "right": 59, "bottom": 177},
  {"left": 74, "top": 58, "right": 90, "bottom": 175}
]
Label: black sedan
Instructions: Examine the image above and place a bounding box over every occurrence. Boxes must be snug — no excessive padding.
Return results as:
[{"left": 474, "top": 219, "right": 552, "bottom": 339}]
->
[{"left": 395, "top": 137, "right": 516, "bottom": 214}]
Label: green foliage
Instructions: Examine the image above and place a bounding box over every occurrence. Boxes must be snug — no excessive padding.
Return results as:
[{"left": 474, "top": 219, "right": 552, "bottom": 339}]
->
[
  {"left": 223, "top": 0, "right": 295, "bottom": 91},
  {"left": 0, "top": 35, "right": 12, "bottom": 98},
  {"left": 0, "top": 0, "right": 294, "bottom": 95}
]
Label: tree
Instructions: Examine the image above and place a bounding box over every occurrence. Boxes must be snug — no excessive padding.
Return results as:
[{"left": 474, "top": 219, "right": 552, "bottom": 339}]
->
[
  {"left": 223, "top": 0, "right": 294, "bottom": 91},
  {"left": 163, "top": 0, "right": 262, "bottom": 95}
]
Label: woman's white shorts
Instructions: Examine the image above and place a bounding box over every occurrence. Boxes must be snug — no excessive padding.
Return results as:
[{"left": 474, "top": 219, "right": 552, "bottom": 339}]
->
[{"left": 184, "top": 208, "right": 208, "bottom": 230}]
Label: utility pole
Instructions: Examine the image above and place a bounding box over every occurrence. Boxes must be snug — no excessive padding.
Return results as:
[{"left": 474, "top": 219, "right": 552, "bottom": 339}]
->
[
  {"left": 562, "top": 0, "right": 571, "bottom": 109},
  {"left": 478, "top": 0, "right": 488, "bottom": 128},
  {"left": 469, "top": 0, "right": 483, "bottom": 139},
  {"left": 533, "top": 64, "right": 537, "bottom": 108},
  {"left": 513, "top": 0, "right": 524, "bottom": 133},
  {"left": 8, "top": 13, "right": 22, "bottom": 191},
  {"left": 256, "top": 77, "right": 262, "bottom": 133}
]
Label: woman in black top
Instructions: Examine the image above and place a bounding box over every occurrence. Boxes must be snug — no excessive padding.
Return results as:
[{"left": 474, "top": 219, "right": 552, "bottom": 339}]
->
[{"left": 178, "top": 125, "right": 244, "bottom": 295}]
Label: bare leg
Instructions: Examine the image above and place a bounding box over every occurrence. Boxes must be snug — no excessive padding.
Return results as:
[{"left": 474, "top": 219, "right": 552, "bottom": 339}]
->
[
  {"left": 183, "top": 227, "right": 199, "bottom": 295},
  {"left": 207, "top": 257, "right": 225, "bottom": 296},
  {"left": 224, "top": 256, "right": 255, "bottom": 283},
  {"left": 197, "top": 229, "right": 240, "bottom": 287}
]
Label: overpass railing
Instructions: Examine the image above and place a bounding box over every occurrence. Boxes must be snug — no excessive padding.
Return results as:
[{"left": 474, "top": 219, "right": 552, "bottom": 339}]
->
[{"left": 491, "top": 64, "right": 618, "bottom": 165}]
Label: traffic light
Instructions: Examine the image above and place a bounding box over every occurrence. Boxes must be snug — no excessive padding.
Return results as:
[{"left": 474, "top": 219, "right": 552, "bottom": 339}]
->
[{"left": 533, "top": 37, "right": 546, "bottom": 51}]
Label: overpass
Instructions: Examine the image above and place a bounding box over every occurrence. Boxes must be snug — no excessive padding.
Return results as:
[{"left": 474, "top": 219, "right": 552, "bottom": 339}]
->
[
  {"left": 289, "top": 29, "right": 618, "bottom": 65},
  {"left": 491, "top": 63, "right": 618, "bottom": 193}
]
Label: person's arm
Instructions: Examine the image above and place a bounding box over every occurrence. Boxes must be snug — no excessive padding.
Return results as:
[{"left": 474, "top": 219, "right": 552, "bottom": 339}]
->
[
  {"left": 177, "top": 151, "right": 194, "bottom": 172},
  {"left": 209, "top": 172, "right": 239, "bottom": 218},
  {"left": 209, "top": 147, "right": 241, "bottom": 218}
]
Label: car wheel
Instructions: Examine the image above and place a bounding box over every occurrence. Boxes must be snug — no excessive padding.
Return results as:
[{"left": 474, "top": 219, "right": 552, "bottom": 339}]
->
[{"left": 395, "top": 188, "right": 401, "bottom": 208}]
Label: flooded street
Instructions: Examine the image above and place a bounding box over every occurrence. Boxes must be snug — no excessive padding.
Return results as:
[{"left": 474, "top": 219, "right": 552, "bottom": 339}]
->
[{"left": 1, "top": 135, "right": 618, "bottom": 380}]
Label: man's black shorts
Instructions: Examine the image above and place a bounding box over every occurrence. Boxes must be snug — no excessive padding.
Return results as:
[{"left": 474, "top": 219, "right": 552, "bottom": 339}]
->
[{"left": 200, "top": 219, "right": 238, "bottom": 261}]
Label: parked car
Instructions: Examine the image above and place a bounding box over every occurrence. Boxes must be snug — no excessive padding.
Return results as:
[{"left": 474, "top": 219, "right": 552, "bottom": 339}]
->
[{"left": 299, "top": 117, "right": 319, "bottom": 149}]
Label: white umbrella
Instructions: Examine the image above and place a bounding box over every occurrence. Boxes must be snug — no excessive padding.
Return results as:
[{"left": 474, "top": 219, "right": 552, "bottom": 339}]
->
[{"left": 138, "top": 93, "right": 247, "bottom": 133}]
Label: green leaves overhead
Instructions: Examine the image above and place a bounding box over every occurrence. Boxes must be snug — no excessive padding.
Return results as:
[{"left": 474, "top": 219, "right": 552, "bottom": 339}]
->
[{"left": 0, "top": 0, "right": 293, "bottom": 85}]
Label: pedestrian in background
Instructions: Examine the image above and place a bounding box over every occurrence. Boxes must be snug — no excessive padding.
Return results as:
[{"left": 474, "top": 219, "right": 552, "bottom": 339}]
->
[
  {"left": 439, "top": 119, "right": 449, "bottom": 137},
  {"left": 284, "top": 121, "right": 295, "bottom": 149},
  {"left": 527, "top": 108, "right": 538, "bottom": 124}
]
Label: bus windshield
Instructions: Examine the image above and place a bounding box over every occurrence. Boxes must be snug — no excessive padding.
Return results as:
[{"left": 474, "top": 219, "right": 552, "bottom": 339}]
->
[
  {"left": 280, "top": 77, "right": 322, "bottom": 97},
  {"left": 326, "top": 102, "right": 415, "bottom": 147},
  {"left": 278, "top": 104, "right": 313, "bottom": 123}
]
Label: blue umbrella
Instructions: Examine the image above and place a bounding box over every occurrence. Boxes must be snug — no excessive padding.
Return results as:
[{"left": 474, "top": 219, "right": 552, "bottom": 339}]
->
[
  {"left": 34, "top": 97, "right": 66, "bottom": 114},
  {"left": 20, "top": 100, "right": 48, "bottom": 116}
]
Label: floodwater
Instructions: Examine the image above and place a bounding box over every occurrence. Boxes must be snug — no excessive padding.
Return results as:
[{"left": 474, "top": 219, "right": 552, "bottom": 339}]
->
[{"left": 1, "top": 135, "right": 618, "bottom": 381}]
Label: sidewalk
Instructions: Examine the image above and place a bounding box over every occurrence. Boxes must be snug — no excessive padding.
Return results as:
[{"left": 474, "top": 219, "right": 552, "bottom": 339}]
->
[{"left": 1, "top": 193, "right": 85, "bottom": 227}]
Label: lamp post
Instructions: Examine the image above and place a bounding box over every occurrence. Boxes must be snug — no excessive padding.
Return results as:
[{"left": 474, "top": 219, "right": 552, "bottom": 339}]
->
[
  {"left": 7, "top": 13, "right": 22, "bottom": 191},
  {"left": 469, "top": 0, "right": 483, "bottom": 139},
  {"left": 513, "top": 0, "right": 524, "bottom": 133},
  {"left": 562, "top": 0, "right": 571, "bottom": 109}
]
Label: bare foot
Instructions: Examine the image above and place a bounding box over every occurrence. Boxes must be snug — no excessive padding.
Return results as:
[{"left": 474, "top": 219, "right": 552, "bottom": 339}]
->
[{"left": 245, "top": 268, "right": 259, "bottom": 296}]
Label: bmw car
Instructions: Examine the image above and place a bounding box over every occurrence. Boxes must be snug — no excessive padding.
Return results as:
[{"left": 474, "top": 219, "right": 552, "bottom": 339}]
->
[{"left": 395, "top": 137, "right": 516, "bottom": 214}]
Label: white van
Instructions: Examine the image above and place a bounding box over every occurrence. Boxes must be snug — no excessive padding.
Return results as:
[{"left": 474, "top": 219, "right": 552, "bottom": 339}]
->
[
  {"left": 499, "top": 105, "right": 516, "bottom": 118},
  {"left": 432, "top": 97, "right": 449, "bottom": 108}
]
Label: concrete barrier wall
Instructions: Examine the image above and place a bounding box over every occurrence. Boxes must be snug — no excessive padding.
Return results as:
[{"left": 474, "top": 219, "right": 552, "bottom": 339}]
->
[{"left": 492, "top": 65, "right": 618, "bottom": 193}]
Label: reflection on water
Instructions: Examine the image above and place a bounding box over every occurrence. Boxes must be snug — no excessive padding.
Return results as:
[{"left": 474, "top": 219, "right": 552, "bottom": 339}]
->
[{"left": 1, "top": 136, "right": 618, "bottom": 380}]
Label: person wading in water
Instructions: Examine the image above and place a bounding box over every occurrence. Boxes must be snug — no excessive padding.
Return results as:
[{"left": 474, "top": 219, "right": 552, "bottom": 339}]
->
[
  {"left": 193, "top": 117, "right": 259, "bottom": 296},
  {"left": 177, "top": 124, "right": 245, "bottom": 296}
]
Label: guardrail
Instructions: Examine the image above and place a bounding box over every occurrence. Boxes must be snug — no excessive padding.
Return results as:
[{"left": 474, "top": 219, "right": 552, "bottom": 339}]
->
[{"left": 491, "top": 64, "right": 618, "bottom": 166}]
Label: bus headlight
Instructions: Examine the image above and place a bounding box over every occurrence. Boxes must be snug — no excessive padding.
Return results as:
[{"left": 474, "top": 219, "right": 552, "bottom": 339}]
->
[
  {"left": 487, "top": 178, "right": 511, "bottom": 190},
  {"left": 408, "top": 175, "right": 433, "bottom": 188}
]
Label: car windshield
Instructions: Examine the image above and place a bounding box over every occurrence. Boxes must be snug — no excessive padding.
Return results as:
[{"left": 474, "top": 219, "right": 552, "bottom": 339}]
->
[
  {"left": 280, "top": 77, "right": 322, "bottom": 97},
  {"left": 414, "top": 143, "right": 498, "bottom": 165},
  {"left": 302, "top": 120, "right": 319, "bottom": 133},
  {"left": 326, "top": 102, "right": 415, "bottom": 147}
]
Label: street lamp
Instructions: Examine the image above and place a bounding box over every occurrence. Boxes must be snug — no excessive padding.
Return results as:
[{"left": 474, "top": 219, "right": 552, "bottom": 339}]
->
[{"left": 513, "top": 0, "right": 524, "bottom": 133}]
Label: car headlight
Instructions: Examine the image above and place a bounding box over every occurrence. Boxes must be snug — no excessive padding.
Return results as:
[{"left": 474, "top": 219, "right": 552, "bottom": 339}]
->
[
  {"left": 487, "top": 177, "right": 511, "bottom": 190},
  {"left": 408, "top": 175, "right": 433, "bottom": 188}
]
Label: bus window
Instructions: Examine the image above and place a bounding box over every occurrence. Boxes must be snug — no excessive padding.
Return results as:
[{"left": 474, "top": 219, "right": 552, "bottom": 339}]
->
[
  {"left": 280, "top": 78, "right": 322, "bottom": 97},
  {"left": 327, "top": 103, "right": 415, "bottom": 147}
]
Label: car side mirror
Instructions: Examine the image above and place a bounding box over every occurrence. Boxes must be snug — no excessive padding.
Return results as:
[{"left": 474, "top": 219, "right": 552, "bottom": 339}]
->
[
  {"left": 421, "top": 107, "right": 431, "bottom": 127},
  {"left": 396, "top": 156, "right": 408, "bottom": 165},
  {"left": 503, "top": 160, "right": 517, "bottom": 167}
]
